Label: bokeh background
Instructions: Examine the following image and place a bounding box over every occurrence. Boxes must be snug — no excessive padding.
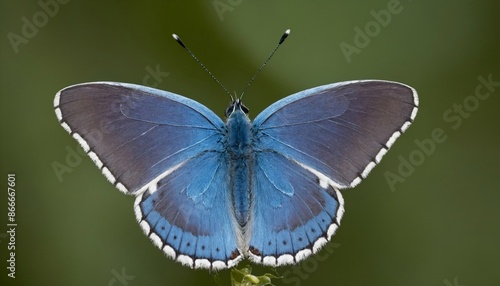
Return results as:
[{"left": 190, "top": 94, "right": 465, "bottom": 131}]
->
[{"left": 1, "top": 1, "right": 499, "bottom": 285}]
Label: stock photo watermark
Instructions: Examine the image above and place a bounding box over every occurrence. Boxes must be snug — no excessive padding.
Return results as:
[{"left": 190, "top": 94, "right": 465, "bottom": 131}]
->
[
  {"left": 282, "top": 243, "right": 341, "bottom": 285},
  {"left": 142, "top": 64, "right": 170, "bottom": 87},
  {"left": 7, "top": 0, "right": 70, "bottom": 54},
  {"left": 108, "top": 267, "right": 135, "bottom": 286},
  {"left": 52, "top": 144, "right": 86, "bottom": 182},
  {"left": 6, "top": 174, "right": 17, "bottom": 279},
  {"left": 212, "top": 0, "right": 243, "bottom": 21},
  {"left": 384, "top": 73, "right": 499, "bottom": 192},
  {"left": 52, "top": 64, "right": 169, "bottom": 182},
  {"left": 339, "top": 0, "right": 409, "bottom": 64}
]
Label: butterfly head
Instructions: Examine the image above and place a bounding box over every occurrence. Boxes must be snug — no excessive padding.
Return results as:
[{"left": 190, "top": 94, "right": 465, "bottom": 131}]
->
[{"left": 225, "top": 99, "right": 249, "bottom": 117}]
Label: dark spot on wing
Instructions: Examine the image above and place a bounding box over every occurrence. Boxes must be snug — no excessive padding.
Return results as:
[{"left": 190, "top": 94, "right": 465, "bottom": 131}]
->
[
  {"left": 230, "top": 249, "right": 241, "bottom": 259},
  {"left": 248, "top": 246, "right": 261, "bottom": 256}
]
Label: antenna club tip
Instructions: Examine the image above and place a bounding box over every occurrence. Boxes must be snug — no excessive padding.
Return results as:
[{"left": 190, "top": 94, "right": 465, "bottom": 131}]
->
[
  {"left": 278, "top": 29, "right": 291, "bottom": 44},
  {"left": 172, "top": 34, "right": 186, "bottom": 48}
]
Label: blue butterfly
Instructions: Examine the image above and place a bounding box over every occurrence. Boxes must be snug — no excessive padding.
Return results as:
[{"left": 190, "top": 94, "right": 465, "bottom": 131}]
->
[{"left": 54, "top": 32, "right": 418, "bottom": 270}]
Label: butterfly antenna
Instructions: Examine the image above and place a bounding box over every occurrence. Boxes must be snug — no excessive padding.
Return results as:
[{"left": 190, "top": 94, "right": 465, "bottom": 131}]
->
[
  {"left": 172, "top": 34, "right": 233, "bottom": 101},
  {"left": 239, "top": 29, "right": 291, "bottom": 100}
]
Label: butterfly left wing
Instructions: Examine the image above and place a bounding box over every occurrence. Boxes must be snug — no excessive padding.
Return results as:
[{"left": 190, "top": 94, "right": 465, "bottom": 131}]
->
[
  {"left": 55, "top": 82, "right": 241, "bottom": 269},
  {"left": 247, "top": 80, "right": 418, "bottom": 265}
]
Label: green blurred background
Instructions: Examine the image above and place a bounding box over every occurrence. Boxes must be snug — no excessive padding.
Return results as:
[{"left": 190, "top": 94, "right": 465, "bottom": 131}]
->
[{"left": 1, "top": 1, "right": 499, "bottom": 285}]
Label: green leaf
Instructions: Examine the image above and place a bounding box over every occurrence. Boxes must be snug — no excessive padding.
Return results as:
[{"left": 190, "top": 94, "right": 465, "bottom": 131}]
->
[{"left": 230, "top": 264, "right": 281, "bottom": 286}]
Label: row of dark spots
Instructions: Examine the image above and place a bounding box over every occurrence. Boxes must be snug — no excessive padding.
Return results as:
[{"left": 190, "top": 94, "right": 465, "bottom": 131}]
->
[
  {"left": 141, "top": 180, "right": 244, "bottom": 262},
  {"left": 147, "top": 225, "right": 232, "bottom": 267},
  {"left": 250, "top": 215, "right": 340, "bottom": 258},
  {"left": 141, "top": 194, "right": 221, "bottom": 257},
  {"left": 143, "top": 220, "right": 226, "bottom": 261}
]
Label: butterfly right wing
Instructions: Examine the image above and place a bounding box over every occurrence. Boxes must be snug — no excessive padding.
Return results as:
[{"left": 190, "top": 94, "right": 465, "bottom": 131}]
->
[
  {"left": 246, "top": 80, "right": 417, "bottom": 265},
  {"left": 55, "top": 82, "right": 241, "bottom": 269}
]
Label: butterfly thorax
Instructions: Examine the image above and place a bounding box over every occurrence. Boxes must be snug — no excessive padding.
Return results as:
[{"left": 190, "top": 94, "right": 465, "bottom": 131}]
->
[{"left": 226, "top": 107, "right": 253, "bottom": 229}]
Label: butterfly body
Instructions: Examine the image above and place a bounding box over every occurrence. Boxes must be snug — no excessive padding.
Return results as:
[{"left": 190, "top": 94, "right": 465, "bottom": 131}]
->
[
  {"left": 226, "top": 103, "right": 253, "bottom": 228},
  {"left": 55, "top": 80, "right": 418, "bottom": 269}
]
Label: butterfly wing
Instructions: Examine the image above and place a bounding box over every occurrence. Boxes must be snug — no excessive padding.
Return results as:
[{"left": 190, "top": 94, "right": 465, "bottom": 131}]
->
[
  {"left": 248, "top": 80, "right": 418, "bottom": 265},
  {"left": 55, "top": 82, "right": 241, "bottom": 269}
]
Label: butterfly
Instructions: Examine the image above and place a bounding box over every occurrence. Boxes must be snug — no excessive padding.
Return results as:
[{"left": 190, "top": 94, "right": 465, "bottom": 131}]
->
[{"left": 54, "top": 31, "right": 418, "bottom": 270}]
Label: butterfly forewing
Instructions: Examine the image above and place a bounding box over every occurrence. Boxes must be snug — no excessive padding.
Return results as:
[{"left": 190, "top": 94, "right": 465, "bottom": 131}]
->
[{"left": 252, "top": 80, "right": 418, "bottom": 189}]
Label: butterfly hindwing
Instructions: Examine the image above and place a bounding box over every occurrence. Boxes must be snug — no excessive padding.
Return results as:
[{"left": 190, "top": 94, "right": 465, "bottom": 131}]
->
[
  {"left": 135, "top": 150, "right": 241, "bottom": 269},
  {"left": 248, "top": 151, "right": 344, "bottom": 265},
  {"left": 55, "top": 82, "right": 241, "bottom": 269}
]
